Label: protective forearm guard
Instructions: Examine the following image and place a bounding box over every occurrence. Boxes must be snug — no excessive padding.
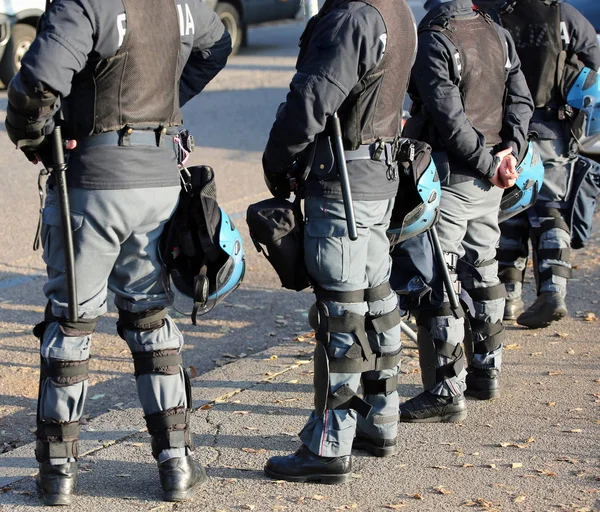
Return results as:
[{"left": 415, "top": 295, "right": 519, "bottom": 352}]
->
[{"left": 5, "top": 72, "right": 58, "bottom": 158}]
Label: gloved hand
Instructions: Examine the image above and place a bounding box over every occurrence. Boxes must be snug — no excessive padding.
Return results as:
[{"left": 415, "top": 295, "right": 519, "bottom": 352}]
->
[
  {"left": 5, "top": 105, "right": 56, "bottom": 163},
  {"left": 264, "top": 169, "right": 292, "bottom": 199}
]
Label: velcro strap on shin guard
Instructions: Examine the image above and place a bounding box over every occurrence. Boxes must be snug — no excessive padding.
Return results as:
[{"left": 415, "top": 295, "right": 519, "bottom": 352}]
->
[
  {"left": 117, "top": 308, "right": 167, "bottom": 337},
  {"left": 470, "top": 318, "right": 505, "bottom": 353},
  {"left": 415, "top": 304, "right": 464, "bottom": 325},
  {"left": 314, "top": 286, "right": 364, "bottom": 303},
  {"left": 531, "top": 216, "right": 569, "bottom": 236},
  {"left": 35, "top": 421, "right": 80, "bottom": 462},
  {"left": 465, "top": 284, "right": 506, "bottom": 302},
  {"left": 41, "top": 358, "right": 89, "bottom": 387},
  {"left": 58, "top": 317, "right": 98, "bottom": 337},
  {"left": 433, "top": 339, "right": 463, "bottom": 360},
  {"left": 327, "top": 384, "right": 372, "bottom": 418},
  {"left": 498, "top": 266, "right": 524, "bottom": 283},
  {"left": 539, "top": 266, "right": 572, "bottom": 283},
  {"left": 537, "top": 248, "right": 571, "bottom": 262},
  {"left": 374, "top": 347, "right": 402, "bottom": 371},
  {"left": 133, "top": 349, "right": 182, "bottom": 377},
  {"left": 362, "top": 375, "right": 398, "bottom": 395},
  {"left": 435, "top": 357, "right": 465, "bottom": 382},
  {"left": 145, "top": 406, "right": 193, "bottom": 458},
  {"left": 364, "top": 282, "right": 393, "bottom": 302},
  {"left": 326, "top": 311, "right": 372, "bottom": 360},
  {"left": 365, "top": 307, "right": 401, "bottom": 334}
]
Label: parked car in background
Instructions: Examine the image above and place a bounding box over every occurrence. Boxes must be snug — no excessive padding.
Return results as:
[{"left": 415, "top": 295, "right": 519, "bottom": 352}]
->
[
  {"left": 202, "top": 0, "right": 302, "bottom": 55},
  {"left": 0, "top": 0, "right": 42, "bottom": 86}
]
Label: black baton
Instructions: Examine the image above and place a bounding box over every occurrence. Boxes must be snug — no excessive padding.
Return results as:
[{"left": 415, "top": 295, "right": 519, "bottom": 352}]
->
[
  {"left": 430, "top": 226, "right": 460, "bottom": 312},
  {"left": 330, "top": 112, "right": 358, "bottom": 241},
  {"left": 51, "top": 126, "right": 78, "bottom": 323}
]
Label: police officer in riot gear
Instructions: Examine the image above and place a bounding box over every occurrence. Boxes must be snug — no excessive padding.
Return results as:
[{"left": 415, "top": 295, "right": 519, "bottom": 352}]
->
[
  {"left": 262, "top": 0, "right": 416, "bottom": 483},
  {"left": 5, "top": 0, "right": 231, "bottom": 505},
  {"left": 391, "top": 0, "right": 533, "bottom": 422},
  {"left": 477, "top": 0, "right": 600, "bottom": 329}
]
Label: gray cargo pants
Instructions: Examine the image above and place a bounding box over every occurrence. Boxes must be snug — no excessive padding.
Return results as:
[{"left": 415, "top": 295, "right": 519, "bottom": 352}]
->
[
  {"left": 39, "top": 184, "right": 188, "bottom": 464},
  {"left": 436, "top": 178, "right": 505, "bottom": 383},
  {"left": 498, "top": 137, "right": 574, "bottom": 299},
  {"left": 299, "top": 197, "right": 401, "bottom": 458}
]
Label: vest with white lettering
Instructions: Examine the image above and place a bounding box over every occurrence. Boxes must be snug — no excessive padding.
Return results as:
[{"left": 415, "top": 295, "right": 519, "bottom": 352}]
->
[
  {"left": 500, "top": 0, "right": 563, "bottom": 108},
  {"left": 64, "top": 0, "right": 182, "bottom": 137},
  {"left": 421, "top": 11, "right": 507, "bottom": 148},
  {"left": 298, "top": 0, "right": 417, "bottom": 149}
]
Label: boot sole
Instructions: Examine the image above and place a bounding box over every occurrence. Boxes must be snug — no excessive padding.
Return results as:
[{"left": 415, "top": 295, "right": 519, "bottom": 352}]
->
[
  {"left": 465, "top": 387, "right": 499, "bottom": 400},
  {"left": 162, "top": 468, "right": 208, "bottom": 502},
  {"left": 400, "top": 410, "right": 467, "bottom": 423},
  {"left": 517, "top": 309, "right": 567, "bottom": 329},
  {"left": 37, "top": 488, "right": 72, "bottom": 507},
  {"left": 264, "top": 467, "right": 350, "bottom": 484},
  {"left": 352, "top": 439, "right": 397, "bottom": 458}
]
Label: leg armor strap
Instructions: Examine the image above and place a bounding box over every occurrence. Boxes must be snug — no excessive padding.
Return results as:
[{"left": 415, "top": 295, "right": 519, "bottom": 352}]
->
[
  {"left": 35, "top": 421, "right": 80, "bottom": 462},
  {"left": 145, "top": 406, "right": 194, "bottom": 459},
  {"left": 132, "top": 349, "right": 182, "bottom": 377}
]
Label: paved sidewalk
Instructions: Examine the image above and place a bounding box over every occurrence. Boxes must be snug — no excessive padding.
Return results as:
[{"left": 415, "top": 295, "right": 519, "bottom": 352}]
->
[{"left": 2, "top": 228, "right": 600, "bottom": 511}]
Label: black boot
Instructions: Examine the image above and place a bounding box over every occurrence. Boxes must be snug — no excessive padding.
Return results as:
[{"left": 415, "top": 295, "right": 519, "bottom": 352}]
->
[
  {"left": 36, "top": 462, "right": 77, "bottom": 506},
  {"left": 517, "top": 292, "right": 567, "bottom": 329},
  {"left": 400, "top": 391, "right": 466, "bottom": 423},
  {"left": 503, "top": 297, "right": 524, "bottom": 321},
  {"left": 158, "top": 456, "right": 207, "bottom": 502},
  {"left": 264, "top": 445, "right": 352, "bottom": 484},
  {"left": 353, "top": 433, "right": 397, "bottom": 457},
  {"left": 465, "top": 368, "right": 499, "bottom": 400}
]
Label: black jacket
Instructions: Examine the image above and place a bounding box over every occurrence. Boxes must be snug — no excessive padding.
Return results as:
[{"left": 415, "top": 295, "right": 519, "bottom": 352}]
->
[
  {"left": 409, "top": 0, "right": 533, "bottom": 180},
  {"left": 17, "top": 0, "right": 231, "bottom": 189}
]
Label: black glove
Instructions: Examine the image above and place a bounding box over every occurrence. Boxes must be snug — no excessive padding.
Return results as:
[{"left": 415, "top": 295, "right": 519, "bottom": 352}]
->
[
  {"left": 5, "top": 105, "right": 55, "bottom": 162},
  {"left": 264, "top": 169, "right": 292, "bottom": 199}
]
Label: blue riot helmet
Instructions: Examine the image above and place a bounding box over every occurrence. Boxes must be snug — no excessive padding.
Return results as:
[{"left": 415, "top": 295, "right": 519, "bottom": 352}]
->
[
  {"left": 566, "top": 67, "right": 600, "bottom": 145},
  {"left": 161, "top": 165, "right": 246, "bottom": 323},
  {"left": 387, "top": 141, "right": 441, "bottom": 245},
  {"left": 498, "top": 142, "right": 544, "bottom": 223},
  {"left": 195, "top": 209, "right": 246, "bottom": 315}
]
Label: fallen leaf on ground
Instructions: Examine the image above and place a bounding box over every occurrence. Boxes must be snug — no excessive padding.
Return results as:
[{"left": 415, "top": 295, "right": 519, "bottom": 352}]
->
[
  {"left": 243, "top": 505, "right": 256, "bottom": 511},
  {"left": 511, "top": 463, "right": 523, "bottom": 469},
  {"left": 435, "top": 486, "right": 452, "bottom": 495},
  {"left": 548, "top": 371, "right": 564, "bottom": 376},
  {"left": 563, "top": 429, "right": 583, "bottom": 433},
  {"left": 333, "top": 504, "right": 358, "bottom": 510},
  {"left": 241, "top": 448, "right": 266, "bottom": 454},
  {"left": 287, "top": 379, "right": 299, "bottom": 384},
  {"left": 535, "top": 469, "right": 557, "bottom": 476},
  {"left": 553, "top": 332, "right": 569, "bottom": 338},
  {"left": 410, "top": 494, "right": 424, "bottom": 500},
  {"left": 488, "top": 464, "right": 497, "bottom": 469},
  {"left": 266, "top": 355, "right": 278, "bottom": 360},
  {"left": 244, "top": 426, "right": 259, "bottom": 431},
  {"left": 187, "top": 365, "right": 198, "bottom": 378},
  {"left": 463, "top": 498, "right": 494, "bottom": 508},
  {"left": 547, "top": 402, "right": 556, "bottom": 407},
  {"left": 90, "top": 394, "right": 105, "bottom": 400},
  {"left": 462, "top": 463, "right": 475, "bottom": 468},
  {"left": 199, "top": 403, "right": 212, "bottom": 410},
  {"left": 513, "top": 495, "right": 527, "bottom": 503},
  {"left": 432, "top": 465, "right": 449, "bottom": 469},
  {"left": 384, "top": 503, "right": 407, "bottom": 510},
  {"left": 311, "top": 495, "right": 327, "bottom": 501},
  {"left": 233, "top": 411, "right": 250, "bottom": 415},
  {"left": 504, "top": 343, "right": 522, "bottom": 350},
  {"left": 531, "top": 352, "right": 543, "bottom": 356}
]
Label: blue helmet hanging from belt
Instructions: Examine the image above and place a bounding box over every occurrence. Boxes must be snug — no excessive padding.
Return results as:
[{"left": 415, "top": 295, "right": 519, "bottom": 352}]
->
[
  {"left": 566, "top": 66, "right": 600, "bottom": 146},
  {"left": 499, "top": 141, "right": 544, "bottom": 223},
  {"left": 161, "top": 164, "right": 245, "bottom": 323},
  {"left": 387, "top": 140, "right": 440, "bottom": 245}
]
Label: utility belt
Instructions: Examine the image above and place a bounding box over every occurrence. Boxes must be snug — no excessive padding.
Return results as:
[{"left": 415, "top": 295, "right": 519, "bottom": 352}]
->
[
  {"left": 77, "top": 127, "right": 175, "bottom": 149},
  {"left": 537, "top": 105, "right": 575, "bottom": 123},
  {"left": 344, "top": 139, "right": 399, "bottom": 166}
]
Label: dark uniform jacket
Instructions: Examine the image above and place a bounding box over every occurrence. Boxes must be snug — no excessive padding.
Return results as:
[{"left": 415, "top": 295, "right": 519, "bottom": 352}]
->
[
  {"left": 409, "top": 0, "right": 533, "bottom": 181},
  {"left": 479, "top": 0, "right": 600, "bottom": 140},
  {"left": 17, "top": 0, "right": 231, "bottom": 190},
  {"left": 263, "top": 0, "right": 416, "bottom": 201}
]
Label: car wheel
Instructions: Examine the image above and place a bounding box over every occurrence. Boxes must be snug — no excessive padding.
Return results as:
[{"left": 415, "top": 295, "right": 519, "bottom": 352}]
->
[
  {"left": 215, "top": 2, "right": 243, "bottom": 55},
  {"left": 0, "top": 23, "right": 36, "bottom": 85}
]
